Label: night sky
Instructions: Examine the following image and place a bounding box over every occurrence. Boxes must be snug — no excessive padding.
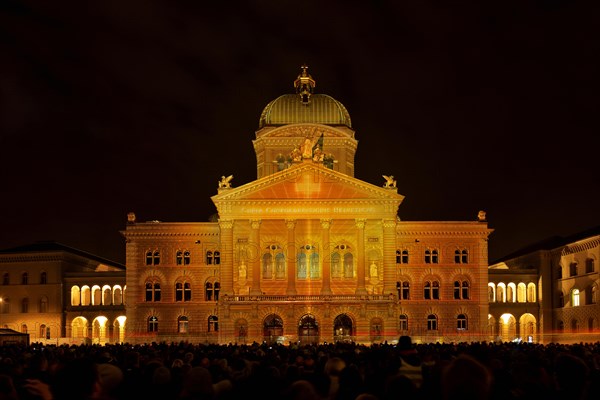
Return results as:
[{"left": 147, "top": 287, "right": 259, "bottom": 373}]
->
[{"left": 1, "top": 0, "right": 598, "bottom": 265}]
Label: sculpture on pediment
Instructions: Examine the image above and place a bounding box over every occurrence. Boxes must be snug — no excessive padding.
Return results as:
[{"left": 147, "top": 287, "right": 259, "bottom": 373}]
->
[
  {"left": 383, "top": 175, "right": 396, "bottom": 188},
  {"left": 478, "top": 210, "right": 487, "bottom": 221},
  {"left": 301, "top": 136, "right": 316, "bottom": 159},
  {"left": 219, "top": 175, "right": 234, "bottom": 189}
]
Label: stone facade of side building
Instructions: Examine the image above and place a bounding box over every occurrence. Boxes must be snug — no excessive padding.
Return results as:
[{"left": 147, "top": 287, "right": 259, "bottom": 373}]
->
[
  {"left": 488, "top": 226, "right": 600, "bottom": 344},
  {"left": 0, "top": 242, "right": 126, "bottom": 345},
  {"left": 122, "top": 67, "right": 493, "bottom": 345}
]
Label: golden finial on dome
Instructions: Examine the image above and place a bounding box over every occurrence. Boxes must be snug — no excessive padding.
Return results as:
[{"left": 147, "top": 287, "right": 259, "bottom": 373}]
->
[{"left": 294, "top": 64, "right": 316, "bottom": 105}]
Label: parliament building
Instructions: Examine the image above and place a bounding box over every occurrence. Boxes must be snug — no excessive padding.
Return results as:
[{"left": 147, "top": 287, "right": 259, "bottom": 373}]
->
[
  {"left": 2, "top": 68, "right": 598, "bottom": 345},
  {"left": 122, "top": 67, "right": 493, "bottom": 345}
]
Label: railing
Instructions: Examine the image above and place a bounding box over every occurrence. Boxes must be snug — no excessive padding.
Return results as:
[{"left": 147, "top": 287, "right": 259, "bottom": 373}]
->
[{"left": 221, "top": 294, "right": 395, "bottom": 302}]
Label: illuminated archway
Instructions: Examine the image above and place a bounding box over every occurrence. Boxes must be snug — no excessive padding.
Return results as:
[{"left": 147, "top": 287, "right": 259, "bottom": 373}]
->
[
  {"left": 519, "top": 313, "right": 537, "bottom": 342},
  {"left": 92, "top": 316, "right": 108, "bottom": 344},
  {"left": 71, "top": 316, "right": 89, "bottom": 343},
  {"left": 499, "top": 313, "right": 516, "bottom": 342}
]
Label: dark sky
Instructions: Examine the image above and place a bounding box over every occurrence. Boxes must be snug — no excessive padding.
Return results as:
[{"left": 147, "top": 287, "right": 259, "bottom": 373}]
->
[{"left": 1, "top": 0, "right": 599, "bottom": 265}]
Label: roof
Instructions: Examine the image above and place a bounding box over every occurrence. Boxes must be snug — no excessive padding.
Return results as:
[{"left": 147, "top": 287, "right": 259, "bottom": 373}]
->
[
  {"left": 491, "top": 225, "right": 600, "bottom": 264},
  {"left": 259, "top": 94, "right": 352, "bottom": 128},
  {"left": 0, "top": 241, "right": 126, "bottom": 269}
]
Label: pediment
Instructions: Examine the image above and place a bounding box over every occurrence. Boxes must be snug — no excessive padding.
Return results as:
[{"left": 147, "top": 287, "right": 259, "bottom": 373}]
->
[{"left": 212, "top": 163, "right": 403, "bottom": 202}]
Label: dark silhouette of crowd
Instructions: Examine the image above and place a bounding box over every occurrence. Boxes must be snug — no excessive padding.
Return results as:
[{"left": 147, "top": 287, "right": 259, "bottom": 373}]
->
[{"left": 1, "top": 337, "right": 599, "bottom": 400}]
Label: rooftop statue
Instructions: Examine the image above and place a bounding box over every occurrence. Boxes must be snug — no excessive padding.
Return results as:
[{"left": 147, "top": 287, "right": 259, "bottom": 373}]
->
[
  {"left": 219, "top": 175, "right": 234, "bottom": 189},
  {"left": 383, "top": 175, "right": 396, "bottom": 188}
]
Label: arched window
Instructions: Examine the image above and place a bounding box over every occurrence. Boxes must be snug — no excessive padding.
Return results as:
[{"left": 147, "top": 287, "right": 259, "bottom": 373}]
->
[
  {"left": 148, "top": 316, "right": 158, "bottom": 332},
  {"left": 21, "top": 298, "right": 28, "bottom": 313},
  {"left": 22, "top": 273, "right": 28, "bottom": 285},
  {"left": 178, "top": 316, "right": 189, "bottom": 333},
  {"left": 454, "top": 250, "right": 468, "bottom": 263},
  {"left": 399, "top": 315, "right": 408, "bottom": 331},
  {"left": 146, "top": 251, "right": 160, "bottom": 266},
  {"left": 517, "top": 283, "right": 527, "bottom": 302},
  {"left": 184, "top": 251, "right": 191, "bottom": 265},
  {"left": 527, "top": 283, "right": 536, "bottom": 302},
  {"left": 507, "top": 283, "right": 516, "bottom": 302},
  {"left": 453, "top": 281, "right": 469, "bottom": 300},
  {"left": 343, "top": 253, "right": 354, "bottom": 278},
  {"left": 572, "top": 289, "right": 580, "bottom": 307},
  {"left": 113, "top": 286, "right": 123, "bottom": 305},
  {"left": 462, "top": 281, "right": 469, "bottom": 299},
  {"left": 262, "top": 253, "right": 273, "bottom": 279},
  {"left": 40, "top": 324, "right": 47, "bottom": 339},
  {"left": 556, "top": 266, "right": 563, "bottom": 279},
  {"left": 331, "top": 252, "right": 341, "bottom": 277},
  {"left": 457, "top": 314, "right": 468, "bottom": 330},
  {"left": 310, "top": 252, "right": 320, "bottom": 278},
  {"left": 208, "top": 315, "right": 219, "bottom": 332},
  {"left": 396, "top": 250, "right": 409, "bottom": 264},
  {"left": 213, "top": 251, "right": 220, "bottom": 265},
  {"left": 488, "top": 284, "right": 495, "bottom": 302},
  {"left": 297, "top": 252, "right": 307, "bottom": 279},
  {"left": 146, "top": 251, "right": 153, "bottom": 265},
  {"left": 176, "top": 250, "right": 183, "bottom": 265},
  {"left": 497, "top": 284, "right": 506, "bottom": 303},
  {"left": 427, "top": 314, "right": 438, "bottom": 330},
  {"left": 275, "top": 253, "right": 285, "bottom": 278},
  {"left": 214, "top": 282, "right": 220, "bottom": 301},
  {"left": 425, "top": 249, "right": 439, "bottom": 264},
  {"left": 145, "top": 282, "right": 161, "bottom": 302},
  {"left": 40, "top": 272, "right": 47, "bottom": 284},
  {"left": 206, "top": 251, "right": 213, "bottom": 265},
  {"left": 102, "top": 286, "right": 112, "bottom": 305},
  {"left": 176, "top": 282, "right": 191, "bottom": 302},
  {"left": 205, "top": 282, "right": 213, "bottom": 300},
  {"left": 71, "top": 286, "right": 81, "bottom": 306},
  {"left": 424, "top": 281, "right": 440, "bottom": 300},
  {"left": 21, "top": 324, "right": 27, "bottom": 333},
  {"left": 2, "top": 273, "right": 9, "bottom": 285},
  {"left": 396, "top": 281, "right": 409, "bottom": 300}
]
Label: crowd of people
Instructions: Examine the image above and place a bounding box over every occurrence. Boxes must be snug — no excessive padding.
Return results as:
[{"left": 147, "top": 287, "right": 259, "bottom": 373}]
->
[{"left": 1, "top": 337, "right": 599, "bottom": 400}]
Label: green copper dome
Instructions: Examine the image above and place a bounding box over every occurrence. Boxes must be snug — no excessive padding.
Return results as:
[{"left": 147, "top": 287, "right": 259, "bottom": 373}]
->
[{"left": 258, "top": 66, "right": 352, "bottom": 128}]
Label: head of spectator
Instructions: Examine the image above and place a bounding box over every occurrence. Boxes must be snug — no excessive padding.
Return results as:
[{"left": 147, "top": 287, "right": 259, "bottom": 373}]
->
[{"left": 441, "top": 354, "right": 492, "bottom": 400}]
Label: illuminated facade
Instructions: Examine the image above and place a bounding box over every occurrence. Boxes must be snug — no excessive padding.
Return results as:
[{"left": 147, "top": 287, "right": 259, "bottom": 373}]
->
[
  {"left": 0, "top": 242, "right": 126, "bottom": 344},
  {"left": 489, "top": 226, "right": 600, "bottom": 343},
  {"left": 3, "top": 69, "right": 596, "bottom": 346},
  {"left": 122, "top": 67, "right": 493, "bottom": 344}
]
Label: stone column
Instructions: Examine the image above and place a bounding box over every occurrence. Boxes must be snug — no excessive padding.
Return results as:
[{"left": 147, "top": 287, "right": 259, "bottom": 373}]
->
[
  {"left": 286, "top": 219, "right": 297, "bottom": 295},
  {"left": 355, "top": 219, "right": 368, "bottom": 295},
  {"left": 382, "top": 219, "right": 397, "bottom": 295},
  {"left": 249, "top": 219, "right": 262, "bottom": 295},
  {"left": 219, "top": 219, "right": 235, "bottom": 296},
  {"left": 320, "top": 219, "right": 332, "bottom": 295}
]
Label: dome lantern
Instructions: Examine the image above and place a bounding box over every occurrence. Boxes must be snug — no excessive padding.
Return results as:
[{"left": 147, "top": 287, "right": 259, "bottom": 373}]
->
[{"left": 294, "top": 65, "right": 316, "bottom": 104}]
